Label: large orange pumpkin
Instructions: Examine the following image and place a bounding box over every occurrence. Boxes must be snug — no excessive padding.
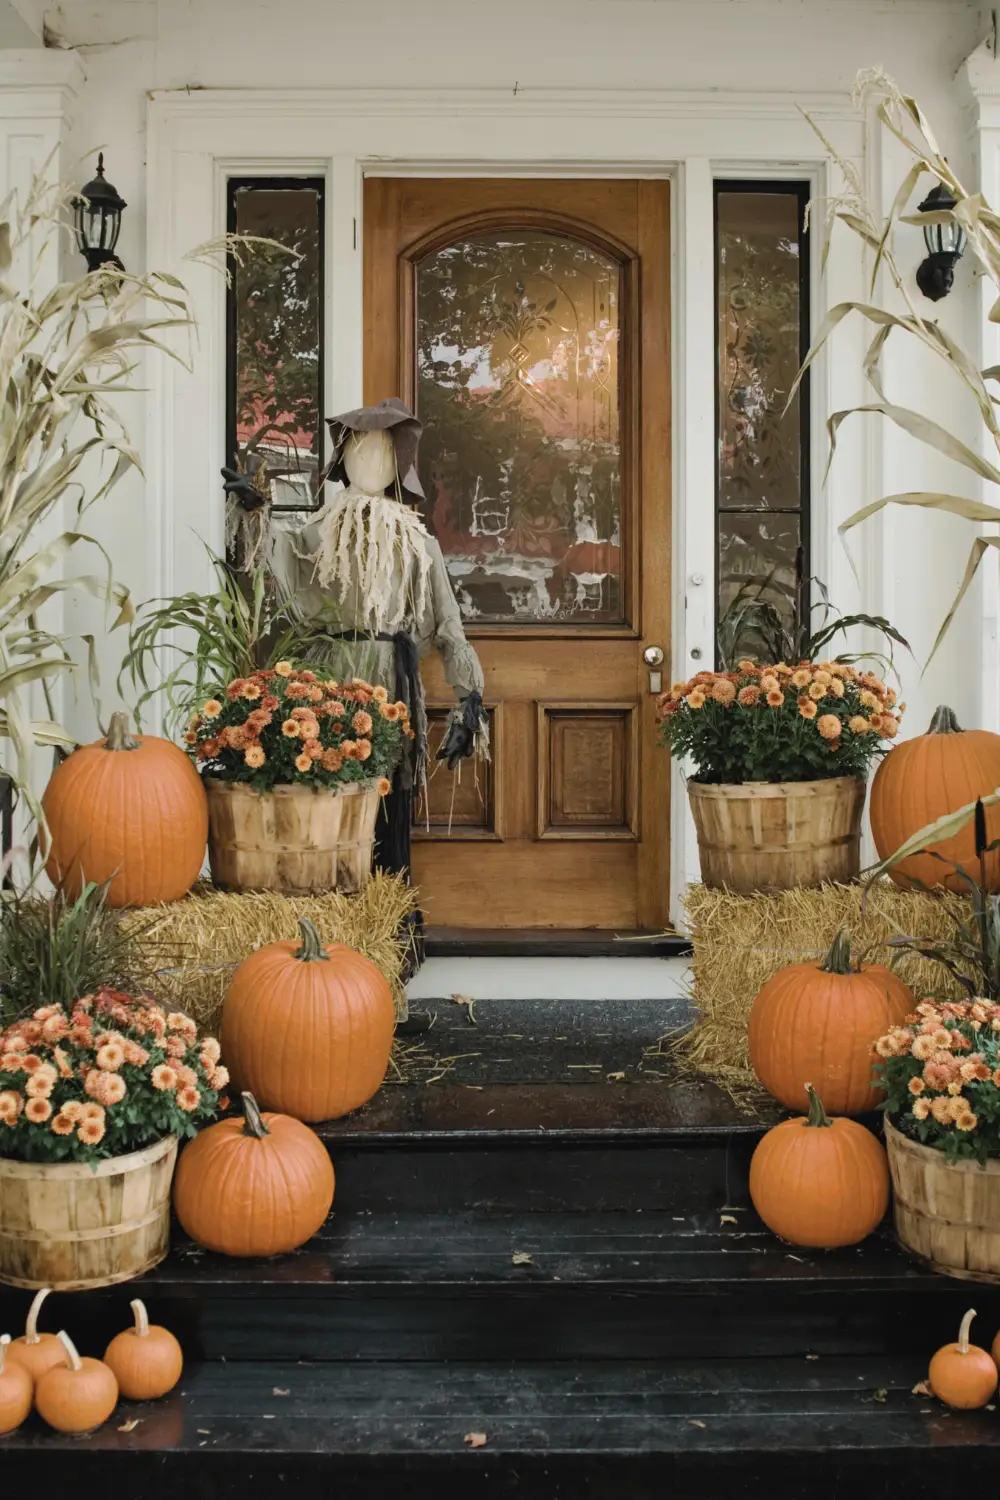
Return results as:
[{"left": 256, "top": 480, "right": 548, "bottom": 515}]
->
[
  {"left": 870, "top": 705, "right": 1000, "bottom": 891},
  {"left": 221, "top": 918, "right": 394, "bottom": 1122},
  {"left": 173, "top": 1092, "right": 334, "bottom": 1257},
  {"left": 43, "top": 712, "right": 207, "bottom": 908},
  {"left": 749, "top": 1085, "right": 890, "bottom": 1248},
  {"left": 749, "top": 929, "right": 914, "bottom": 1114}
]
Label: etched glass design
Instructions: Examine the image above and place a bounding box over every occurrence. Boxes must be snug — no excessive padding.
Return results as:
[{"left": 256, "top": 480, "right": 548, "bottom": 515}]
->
[
  {"left": 716, "top": 188, "right": 806, "bottom": 638},
  {"left": 415, "top": 231, "right": 622, "bottom": 624},
  {"left": 228, "top": 182, "right": 323, "bottom": 512}
]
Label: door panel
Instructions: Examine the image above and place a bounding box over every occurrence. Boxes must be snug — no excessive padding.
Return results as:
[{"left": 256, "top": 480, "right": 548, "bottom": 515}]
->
[{"left": 364, "top": 178, "right": 670, "bottom": 929}]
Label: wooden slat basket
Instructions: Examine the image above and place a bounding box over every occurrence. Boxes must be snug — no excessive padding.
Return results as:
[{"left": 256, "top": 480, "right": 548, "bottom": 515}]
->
[
  {"left": 206, "top": 778, "right": 380, "bottom": 895},
  {"left": 886, "top": 1119, "right": 1000, "bottom": 1283},
  {"left": 0, "top": 1134, "right": 177, "bottom": 1291},
  {"left": 687, "top": 775, "right": 865, "bottom": 894}
]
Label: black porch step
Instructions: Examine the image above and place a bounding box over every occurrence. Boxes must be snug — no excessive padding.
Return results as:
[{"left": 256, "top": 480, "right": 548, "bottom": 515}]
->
[{"left": 2, "top": 1355, "right": 996, "bottom": 1499}]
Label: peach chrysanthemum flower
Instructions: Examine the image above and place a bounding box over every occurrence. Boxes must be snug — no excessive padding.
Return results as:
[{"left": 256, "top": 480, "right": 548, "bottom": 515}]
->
[
  {"left": 50, "top": 1112, "right": 76, "bottom": 1136},
  {"left": 380, "top": 702, "right": 401, "bottom": 721},
  {"left": 295, "top": 753, "right": 313, "bottom": 773},
  {"left": 80, "top": 1103, "right": 105, "bottom": 1126},
  {"left": 956, "top": 1110, "right": 979, "bottom": 1132},
  {"left": 20, "top": 1054, "right": 42, "bottom": 1073},
  {"left": 908, "top": 1076, "right": 926, "bottom": 1095},
  {"left": 817, "top": 714, "right": 842, "bottom": 740},
  {"left": 60, "top": 1100, "right": 85, "bottom": 1122},
  {"left": 373, "top": 685, "right": 389, "bottom": 703},
  {"left": 859, "top": 688, "right": 880, "bottom": 709},
  {"left": 341, "top": 739, "right": 358, "bottom": 759},
  {"left": 41, "top": 1014, "right": 68, "bottom": 1044},
  {"left": 911, "top": 1034, "right": 937, "bottom": 1061},
  {"left": 96, "top": 1043, "right": 125, "bottom": 1073},
  {"left": 766, "top": 689, "right": 784, "bottom": 708},
  {"left": 353, "top": 710, "right": 374, "bottom": 735},
  {"left": 174, "top": 1065, "right": 198, "bottom": 1089},
  {"left": 354, "top": 739, "right": 372, "bottom": 761},
  {"left": 808, "top": 682, "right": 827, "bottom": 702},
  {"left": 183, "top": 730, "right": 198, "bottom": 745},
  {"left": 931, "top": 1028, "right": 953, "bottom": 1049},
  {"left": 947, "top": 1081, "right": 964, "bottom": 1097},
  {"left": 911, "top": 1098, "right": 931, "bottom": 1121},
  {"left": 0, "top": 1090, "right": 23, "bottom": 1122},
  {"left": 322, "top": 748, "right": 343, "bottom": 773},
  {"left": 165, "top": 1035, "right": 187, "bottom": 1060},
  {"left": 4, "top": 1035, "right": 28, "bottom": 1052},
  {"left": 296, "top": 718, "right": 320, "bottom": 741},
  {"left": 686, "top": 689, "right": 707, "bottom": 709},
  {"left": 274, "top": 661, "right": 294, "bottom": 677},
  {"left": 284, "top": 681, "right": 310, "bottom": 700},
  {"left": 882, "top": 716, "right": 899, "bottom": 738},
  {"left": 710, "top": 679, "right": 736, "bottom": 705},
  {"left": 377, "top": 777, "right": 392, "bottom": 795},
  {"left": 95, "top": 1072, "right": 126, "bottom": 1106},
  {"left": 828, "top": 678, "right": 845, "bottom": 699},
  {"left": 736, "top": 685, "right": 761, "bottom": 707},
  {"left": 798, "top": 697, "right": 817, "bottom": 720},
  {"left": 201, "top": 1038, "right": 221, "bottom": 1066},
  {"left": 930, "top": 1096, "right": 954, "bottom": 1124},
  {"left": 151, "top": 1064, "right": 178, "bottom": 1092},
  {"left": 211, "top": 1065, "right": 230, "bottom": 1091},
  {"left": 759, "top": 674, "right": 780, "bottom": 694},
  {"left": 282, "top": 718, "right": 300, "bottom": 738},
  {"left": 304, "top": 739, "right": 325, "bottom": 761},
  {"left": 54, "top": 1047, "right": 74, "bottom": 1080},
  {"left": 790, "top": 668, "right": 812, "bottom": 689},
  {"left": 0, "top": 1052, "right": 24, "bottom": 1072},
  {"left": 25, "top": 1073, "right": 53, "bottom": 1100},
  {"left": 847, "top": 715, "right": 870, "bottom": 735},
  {"left": 177, "top": 1086, "right": 201, "bottom": 1112},
  {"left": 813, "top": 670, "right": 832, "bottom": 686},
  {"left": 308, "top": 685, "right": 325, "bottom": 704},
  {"left": 202, "top": 698, "right": 223, "bottom": 719},
  {"left": 241, "top": 681, "right": 262, "bottom": 700},
  {"left": 24, "top": 1097, "right": 52, "bottom": 1123},
  {"left": 244, "top": 744, "right": 266, "bottom": 768},
  {"left": 78, "top": 1118, "right": 105, "bottom": 1146}
]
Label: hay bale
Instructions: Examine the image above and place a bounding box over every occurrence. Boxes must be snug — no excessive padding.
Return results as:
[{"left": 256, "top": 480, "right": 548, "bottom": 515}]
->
[
  {"left": 677, "top": 879, "right": 969, "bottom": 1096},
  {"left": 117, "top": 873, "right": 417, "bottom": 1033}
]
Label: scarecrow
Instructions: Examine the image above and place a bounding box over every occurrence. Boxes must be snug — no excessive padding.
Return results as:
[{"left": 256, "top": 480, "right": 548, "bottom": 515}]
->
[{"left": 222, "top": 397, "right": 487, "bottom": 890}]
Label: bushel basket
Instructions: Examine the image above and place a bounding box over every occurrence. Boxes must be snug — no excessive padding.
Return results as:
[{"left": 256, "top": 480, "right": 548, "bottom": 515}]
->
[
  {"left": 886, "top": 1118, "right": 1000, "bottom": 1283},
  {"left": 206, "top": 778, "right": 380, "bottom": 895}
]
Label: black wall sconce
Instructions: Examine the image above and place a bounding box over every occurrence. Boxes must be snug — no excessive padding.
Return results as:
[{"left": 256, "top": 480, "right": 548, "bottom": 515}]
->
[
  {"left": 915, "top": 182, "right": 965, "bottom": 302},
  {"left": 73, "top": 153, "right": 126, "bottom": 273}
]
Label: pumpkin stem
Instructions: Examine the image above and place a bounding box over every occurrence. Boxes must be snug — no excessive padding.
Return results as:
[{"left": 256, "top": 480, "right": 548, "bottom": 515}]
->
[
  {"left": 23, "top": 1287, "right": 50, "bottom": 1345},
  {"left": 927, "top": 705, "right": 963, "bottom": 735},
  {"left": 957, "top": 1308, "right": 977, "bottom": 1355},
  {"left": 293, "top": 917, "right": 329, "bottom": 964},
  {"left": 804, "top": 1083, "right": 833, "bottom": 1128},
  {"left": 104, "top": 711, "right": 140, "bottom": 752},
  {"left": 56, "top": 1330, "right": 83, "bottom": 1373},
  {"left": 819, "top": 929, "right": 856, "bottom": 976},
  {"left": 0, "top": 1334, "right": 9, "bottom": 1375},
  {"left": 130, "top": 1299, "right": 150, "bottom": 1338},
  {"left": 241, "top": 1091, "right": 270, "bottom": 1139}
]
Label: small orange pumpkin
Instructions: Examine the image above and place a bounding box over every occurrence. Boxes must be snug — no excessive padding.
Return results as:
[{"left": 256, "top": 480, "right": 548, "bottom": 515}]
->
[
  {"left": 0, "top": 1335, "right": 33, "bottom": 1434},
  {"left": 221, "top": 918, "right": 394, "bottom": 1122},
  {"left": 104, "top": 1298, "right": 183, "bottom": 1401},
  {"left": 43, "top": 711, "right": 208, "bottom": 908},
  {"left": 870, "top": 705, "right": 1000, "bottom": 891},
  {"left": 173, "top": 1091, "right": 334, "bottom": 1257},
  {"left": 749, "top": 1085, "right": 889, "bottom": 1248},
  {"left": 929, "top": 1309, "right": 998, "bottom": 1409},
  {"left": 5, "top": 1287, "right": 65, "bottom": 1384},
  {"left": 749, "top": 929, "right": 914, "bottom": 1114},
  {"left": 35, "top": 1330, "right": 118, "bottom": 1433}
]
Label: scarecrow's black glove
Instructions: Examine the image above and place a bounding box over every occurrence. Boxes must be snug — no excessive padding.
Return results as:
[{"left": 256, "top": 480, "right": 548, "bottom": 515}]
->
[
  {"left": 436, "top": 691, "right": 484, "bottom": 771},
  {"left": 221, "top": 466, "right": 266, "bottom": 511}
]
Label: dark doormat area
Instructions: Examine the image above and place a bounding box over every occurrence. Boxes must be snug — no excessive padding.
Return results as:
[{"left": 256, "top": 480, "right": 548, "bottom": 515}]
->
[{"left": 396, "top": 996, "right": 696, "bottom": 1087}]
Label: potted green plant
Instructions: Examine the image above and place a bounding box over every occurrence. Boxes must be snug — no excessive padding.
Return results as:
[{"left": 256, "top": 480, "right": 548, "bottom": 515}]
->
[
  {"left": 0, "top": 882, "right": 225, "bottom": 1289},
  {"left": 660, "top": 658, "right": 901, "bottom": 892}
]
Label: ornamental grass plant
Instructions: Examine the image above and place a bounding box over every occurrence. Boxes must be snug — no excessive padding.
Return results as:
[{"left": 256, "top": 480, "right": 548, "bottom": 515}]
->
[
  {"left": 658, "top": 659, "right": 902, "bottom": 784},
  {"left": 186, "top": 661, "right": 410, "bottom": 792}
]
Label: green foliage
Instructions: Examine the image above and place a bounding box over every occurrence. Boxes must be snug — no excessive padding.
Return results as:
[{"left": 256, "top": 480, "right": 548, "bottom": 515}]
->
[
  {"left": 119, "top": 552, "right": 329, "bottom": 736},
  {"left": 659, "top": 660, "right": 899, "bottom": 784}
]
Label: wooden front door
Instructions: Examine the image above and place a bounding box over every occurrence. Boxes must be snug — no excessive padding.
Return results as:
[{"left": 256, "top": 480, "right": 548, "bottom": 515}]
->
[{"left": 364, "top": 178, "right": 670, "bottom": 930}]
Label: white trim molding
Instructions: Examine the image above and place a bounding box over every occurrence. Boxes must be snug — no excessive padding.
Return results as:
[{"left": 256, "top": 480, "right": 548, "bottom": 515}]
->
[{"left": 146, "top": 84, "right": 869, "bottom": 926}]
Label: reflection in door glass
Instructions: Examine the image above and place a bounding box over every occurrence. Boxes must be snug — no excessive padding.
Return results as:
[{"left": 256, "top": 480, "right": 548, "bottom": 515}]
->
[{"left": 415, "top": 232, "right": 622, "bottom": 624}]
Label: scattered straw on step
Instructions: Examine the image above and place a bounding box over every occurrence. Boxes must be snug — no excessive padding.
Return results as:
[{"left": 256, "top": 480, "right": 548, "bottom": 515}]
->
[
  {"left": 117, "top": 873, "right": 417, "bottom": 1033},
  {"left": 675, "top": 879, "right": 969, "bottom": 1097}
]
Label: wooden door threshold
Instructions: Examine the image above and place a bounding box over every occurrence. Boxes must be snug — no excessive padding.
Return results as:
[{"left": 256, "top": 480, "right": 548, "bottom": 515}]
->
[{"left": 424, "top": 928, "right": 691, "bottom": 959}]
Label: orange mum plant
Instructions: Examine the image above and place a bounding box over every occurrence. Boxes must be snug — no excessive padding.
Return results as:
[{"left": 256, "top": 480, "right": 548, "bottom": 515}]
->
[
  {"left": 658, "top": 660, "right": 901, "bottom": 783},
  {"left": 0, "top": 989, "right": 226, "bottom": 1165},
  {"left": 185, "top": 663, "right": 409, "bottom": 793}
]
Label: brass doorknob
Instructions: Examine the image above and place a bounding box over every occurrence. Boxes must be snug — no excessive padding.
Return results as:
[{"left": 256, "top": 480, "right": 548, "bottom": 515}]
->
[{"left": 643, "top": 646, "right": 664, "bottom": 667}]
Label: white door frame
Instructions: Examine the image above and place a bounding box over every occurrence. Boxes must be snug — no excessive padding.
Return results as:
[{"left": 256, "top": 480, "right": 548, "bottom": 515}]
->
[{"left": 146, "top": 86, "right": 868, "bottom": 927}]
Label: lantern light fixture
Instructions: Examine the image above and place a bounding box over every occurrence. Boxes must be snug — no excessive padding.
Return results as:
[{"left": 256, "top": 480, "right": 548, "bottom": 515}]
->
[
  {"left": 915, "top": 182, "right": 965, "bottom": 303},
  {"left": 73, "top": 153, "right": 126, "bottom": 273}
]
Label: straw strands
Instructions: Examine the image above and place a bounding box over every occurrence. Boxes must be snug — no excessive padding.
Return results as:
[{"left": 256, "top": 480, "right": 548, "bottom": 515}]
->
[
  {"left": 116, "top": 873, "right": 417, "bottom": 1033},
  {"left": 677, "top": 879, "right": 968, "bottom": 1096}
]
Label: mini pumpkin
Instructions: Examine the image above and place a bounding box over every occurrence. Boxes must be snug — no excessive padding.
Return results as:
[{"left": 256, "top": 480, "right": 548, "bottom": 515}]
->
[
  {"left": 43, "top": 711, "right": 208, "bottom": 908},
  {"left": 930, "top": 1309, "right": 997, "bottom": 1409},
  {"left": 6, "top": 1287, "right": 65, "bottom": 1384},
  {"left": 173, "top": 1091, "right": 335, "bottom": 1257},
  {"left": 0, "top": 1335, "right": 33, "bottom": 1435},
  {"left": 749, "top": 1085, "right": 889, "bottom": 1248},
  {"left": 749, "top": 929, "right": 914, "bottom": 1114},
  {"left": 34, "top": 1330, "right": 118, "bottom": 1433},
  {"left": 221, "top": 918, "right": 394, "bottom": 1122},
  {"left": 104, "top": 1298, "right": 183, "bottom": 1401},
  {"left": 870, "top": 705, "right": 1000, "bottom": 891}
]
